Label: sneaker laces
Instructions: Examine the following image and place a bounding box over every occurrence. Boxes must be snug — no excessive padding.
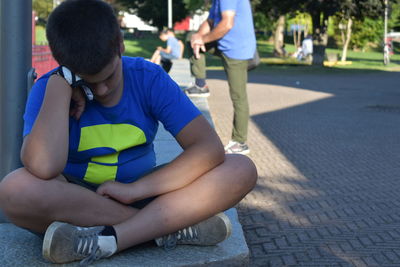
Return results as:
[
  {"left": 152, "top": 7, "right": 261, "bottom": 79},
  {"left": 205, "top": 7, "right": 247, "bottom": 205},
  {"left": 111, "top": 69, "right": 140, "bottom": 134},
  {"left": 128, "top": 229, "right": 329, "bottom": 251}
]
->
[
  {"left": 74, "top": 226, "right": 104, "bottom": 267},
  {"left": 160, "top": 226, "right": 199, "bottom": 250}
]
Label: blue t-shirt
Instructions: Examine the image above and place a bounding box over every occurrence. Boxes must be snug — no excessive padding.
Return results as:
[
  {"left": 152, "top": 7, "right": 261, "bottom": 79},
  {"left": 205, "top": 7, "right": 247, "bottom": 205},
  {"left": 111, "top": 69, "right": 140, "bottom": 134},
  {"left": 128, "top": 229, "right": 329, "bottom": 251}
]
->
[
  {"left": 23, "top": 57, "right": 201, "bottom": 184},
  {"left": 209, "top": 0, "right": 256, "bottom": 60},
  {"left": 167, "top": 37, "right": 181, "bottom": 59}
]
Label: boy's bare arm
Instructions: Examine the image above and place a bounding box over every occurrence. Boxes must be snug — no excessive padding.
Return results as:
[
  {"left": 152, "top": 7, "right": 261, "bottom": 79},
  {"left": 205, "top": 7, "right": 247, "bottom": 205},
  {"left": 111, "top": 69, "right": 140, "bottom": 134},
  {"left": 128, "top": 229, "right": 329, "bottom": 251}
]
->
[
  {"left": 158, "top": 46, "right": 172, "bottom": 54},
  {"left": 21, "top": 75, "right": 73, "bottom": 180},
  {"left": 97, "top": 115, "right": 225, "bottom": 204},
  {"left": 138, "top": 115, "right": 225, "bottom": 195}
]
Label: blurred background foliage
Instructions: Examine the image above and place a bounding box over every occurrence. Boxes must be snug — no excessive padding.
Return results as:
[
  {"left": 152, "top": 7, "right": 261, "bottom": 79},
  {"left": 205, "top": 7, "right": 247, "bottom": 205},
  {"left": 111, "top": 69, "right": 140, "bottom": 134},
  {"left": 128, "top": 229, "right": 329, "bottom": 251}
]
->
[{"left": 32, "top": 0, "right": 400, "bottom": 67}]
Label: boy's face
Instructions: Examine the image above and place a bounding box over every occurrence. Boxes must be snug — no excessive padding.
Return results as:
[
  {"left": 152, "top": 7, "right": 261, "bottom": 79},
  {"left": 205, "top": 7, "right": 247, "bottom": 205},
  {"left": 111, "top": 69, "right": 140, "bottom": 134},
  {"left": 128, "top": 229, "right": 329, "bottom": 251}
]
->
[
  {"left": 159, "top": 33, "right": 168, "bottom": 42},
  {"left": 78, "top": 55, "right": 123, "bottom": 106}
]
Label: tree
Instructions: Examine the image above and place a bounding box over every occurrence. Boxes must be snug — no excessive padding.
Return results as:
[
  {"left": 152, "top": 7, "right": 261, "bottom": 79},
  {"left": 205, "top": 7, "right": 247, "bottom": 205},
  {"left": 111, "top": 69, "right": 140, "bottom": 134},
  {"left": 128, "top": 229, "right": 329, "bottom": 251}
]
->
[
  {"left": 253, "top": 11, "right": 274, "bottom": 39},
  {"left": 334, "top": 0, "right": 386, "bottom": 61},
  {"left": 350, "top": 17, "right": 383, "bottom": 50},
  {"left": 287, "top": 12, "right": 311, "bottom": 48},
  {"left": 116, "top": 0, "right": 190, "bottom": 30},
  {"left": 334, "top": 1, "right": 358, "bottom": 62},
  {"left": 183, "top": 0, "right": 208, "bottom": 12},
  {"left": 338, "top": 16, "right": 353, "bottom": 61},
  {"left": 255, "top": 0, "right": 339, "bottom": 63},
  {"left": 273, "top": 15, "right": 286, "bottom": 56},
  {"left": 299, "top": 1, "right": 342, "bottom": 65},
  {"left": 254, "top": 0, "right": 293, "bottom": 57},
  {"left": 33, "top": 0, "right": 54, "bottom": 24},
  {"left": 392, "top": 1, "right": 400, "bottom": 31},
  {"left": 256, "top": 0, "right": 389, "bottom": 65}
]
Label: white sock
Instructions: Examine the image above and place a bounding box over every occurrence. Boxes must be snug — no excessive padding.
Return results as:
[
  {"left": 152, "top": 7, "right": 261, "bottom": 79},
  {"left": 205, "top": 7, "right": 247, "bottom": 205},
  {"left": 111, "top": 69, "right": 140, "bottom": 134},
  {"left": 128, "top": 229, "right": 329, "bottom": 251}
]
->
[{"left": 97, "top": 235, "right": 118, "bottom": 258}]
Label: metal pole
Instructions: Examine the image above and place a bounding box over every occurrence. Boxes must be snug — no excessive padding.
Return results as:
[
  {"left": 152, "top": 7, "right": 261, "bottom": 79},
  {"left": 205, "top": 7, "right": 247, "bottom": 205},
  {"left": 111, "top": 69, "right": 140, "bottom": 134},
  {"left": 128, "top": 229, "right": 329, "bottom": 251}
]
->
[
  {"left": 168, "top": 0, "right": 173, "bottom": 29},
  {"left": 0, "top": 0, "right": 31, "bottom": 179},
  {"left": 383, "top": 0, "right": 389, "bottom": 65},
  {"left": 384, "top": 0, "right": 388, "bottom": 44}
]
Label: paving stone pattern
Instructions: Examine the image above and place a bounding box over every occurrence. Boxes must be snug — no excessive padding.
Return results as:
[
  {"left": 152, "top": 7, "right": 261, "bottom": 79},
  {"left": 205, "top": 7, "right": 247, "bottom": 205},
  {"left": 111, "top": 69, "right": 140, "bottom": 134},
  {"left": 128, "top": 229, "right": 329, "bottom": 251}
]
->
[{"left": 206, "top": 70, "right": 400, "bottom": 266}]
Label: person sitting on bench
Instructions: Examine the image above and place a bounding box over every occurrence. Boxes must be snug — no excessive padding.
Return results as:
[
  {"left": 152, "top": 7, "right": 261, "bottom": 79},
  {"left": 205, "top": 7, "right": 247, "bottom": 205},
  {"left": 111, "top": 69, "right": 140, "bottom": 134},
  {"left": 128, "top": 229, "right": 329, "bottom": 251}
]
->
[{"left": 150, "top": 29, "right": 182, "bottom": 72}]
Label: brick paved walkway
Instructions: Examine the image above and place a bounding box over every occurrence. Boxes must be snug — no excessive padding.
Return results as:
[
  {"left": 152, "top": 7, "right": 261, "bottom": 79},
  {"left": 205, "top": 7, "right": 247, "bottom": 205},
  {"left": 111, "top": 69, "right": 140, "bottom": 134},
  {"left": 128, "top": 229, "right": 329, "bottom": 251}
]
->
[{"left": 206, "top": 69, "right": 400, "bottom": 266}]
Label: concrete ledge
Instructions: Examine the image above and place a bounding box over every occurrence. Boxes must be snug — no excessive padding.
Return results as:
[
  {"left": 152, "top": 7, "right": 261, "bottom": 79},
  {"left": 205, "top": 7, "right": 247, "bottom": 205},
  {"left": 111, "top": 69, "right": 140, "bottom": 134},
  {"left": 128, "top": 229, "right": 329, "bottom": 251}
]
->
[{"left": 0, "top": 209, "right": 248, "bottom": 267}]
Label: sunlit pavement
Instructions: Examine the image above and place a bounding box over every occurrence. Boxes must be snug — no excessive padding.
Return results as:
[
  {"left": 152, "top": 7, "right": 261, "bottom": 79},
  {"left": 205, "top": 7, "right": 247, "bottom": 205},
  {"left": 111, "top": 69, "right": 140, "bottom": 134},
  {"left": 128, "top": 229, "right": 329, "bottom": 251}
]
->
[{"left": 207, "top": 69, "right": 400, "bottom": 266}]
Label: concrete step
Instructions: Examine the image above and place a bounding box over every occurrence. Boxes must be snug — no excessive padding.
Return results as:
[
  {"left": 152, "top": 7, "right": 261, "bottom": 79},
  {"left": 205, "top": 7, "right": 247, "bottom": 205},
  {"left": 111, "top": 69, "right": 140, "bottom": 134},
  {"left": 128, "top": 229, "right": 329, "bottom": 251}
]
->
[{"left": 0, "top": 208, "right": 248, "bottom": 266}]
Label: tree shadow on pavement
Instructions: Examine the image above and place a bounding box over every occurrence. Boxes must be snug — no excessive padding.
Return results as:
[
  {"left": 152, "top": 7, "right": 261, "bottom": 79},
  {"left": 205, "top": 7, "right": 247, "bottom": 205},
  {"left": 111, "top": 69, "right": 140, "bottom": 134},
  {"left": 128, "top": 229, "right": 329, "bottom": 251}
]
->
[{"left": 207, "top": 68, "right": 400, "bottom": 266}]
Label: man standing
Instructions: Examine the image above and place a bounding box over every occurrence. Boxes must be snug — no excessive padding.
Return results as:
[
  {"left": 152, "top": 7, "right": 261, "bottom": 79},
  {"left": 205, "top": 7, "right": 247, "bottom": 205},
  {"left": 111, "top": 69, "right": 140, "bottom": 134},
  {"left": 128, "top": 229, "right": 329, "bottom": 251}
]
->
[{"left": 185, "top": 0, "right": 256, "bottom": 155}]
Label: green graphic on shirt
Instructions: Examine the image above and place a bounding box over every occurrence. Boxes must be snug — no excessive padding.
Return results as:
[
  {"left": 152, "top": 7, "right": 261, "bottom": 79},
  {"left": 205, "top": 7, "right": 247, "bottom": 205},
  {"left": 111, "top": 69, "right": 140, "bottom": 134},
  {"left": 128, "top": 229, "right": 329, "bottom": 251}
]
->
[{"left": 78, "top": 124, "right": 147, "bottom": 184}]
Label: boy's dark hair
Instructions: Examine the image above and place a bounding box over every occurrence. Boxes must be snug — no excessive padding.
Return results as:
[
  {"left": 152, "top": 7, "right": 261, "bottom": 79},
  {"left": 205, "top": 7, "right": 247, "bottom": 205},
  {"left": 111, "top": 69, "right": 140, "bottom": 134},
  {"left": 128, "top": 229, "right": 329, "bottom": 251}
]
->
[
  {"left": 160, "top": 27, "right": 174, "bottom": 36},
  {"left": 46, "top": 0, "right": 121, "bottom": 75},
  {"left": 160, "top": 30, "right": 169, "bottom": 35}
]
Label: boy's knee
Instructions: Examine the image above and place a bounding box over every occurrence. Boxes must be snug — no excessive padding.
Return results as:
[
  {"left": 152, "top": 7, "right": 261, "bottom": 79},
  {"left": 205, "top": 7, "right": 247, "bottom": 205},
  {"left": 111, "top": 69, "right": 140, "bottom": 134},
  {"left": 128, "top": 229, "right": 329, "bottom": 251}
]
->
[
  {"left": 0, "top": 168, "right": 43, "bottom": 212},
  {"left": 226, "top": 154, "right": 258, "bottom": 191},
  {"left": 239, "top": 154, "right": 258, "bottom": 188}
]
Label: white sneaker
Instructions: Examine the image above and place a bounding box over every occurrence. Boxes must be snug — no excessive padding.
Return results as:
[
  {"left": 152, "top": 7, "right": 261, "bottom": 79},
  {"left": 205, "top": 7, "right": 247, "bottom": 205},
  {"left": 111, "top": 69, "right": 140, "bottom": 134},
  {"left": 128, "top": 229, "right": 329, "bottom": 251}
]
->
[
  {"left": 224, "top": 140, "right": 250, "bottom": 155},
  {"left": 185, "top": 84, "right": 210, "bottom": 97},
  {"left": 42, "top": 221, "right": 117, "bottom": 265}
]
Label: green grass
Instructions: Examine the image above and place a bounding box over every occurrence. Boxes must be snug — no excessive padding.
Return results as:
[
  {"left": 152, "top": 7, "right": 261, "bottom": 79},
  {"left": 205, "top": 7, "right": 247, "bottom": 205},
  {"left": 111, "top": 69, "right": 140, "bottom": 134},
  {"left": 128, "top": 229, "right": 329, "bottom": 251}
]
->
[
  {"left": 203, "top": 39, "right": 400, "bottom": 73},
  {"left": 327, "top": 48, "right": 400, "bottom": 71},
  {"left": 255, "top": 40, "right": 400, "bottom": 73},
  {"left": 35, "top": 29, "right": 400, "bottom": 74},
  {"left": 34, "top": 25, "right": 48, "bottom": 44},
  {"left": 123, "top": 35, "right": 164, "bottom": 59}
]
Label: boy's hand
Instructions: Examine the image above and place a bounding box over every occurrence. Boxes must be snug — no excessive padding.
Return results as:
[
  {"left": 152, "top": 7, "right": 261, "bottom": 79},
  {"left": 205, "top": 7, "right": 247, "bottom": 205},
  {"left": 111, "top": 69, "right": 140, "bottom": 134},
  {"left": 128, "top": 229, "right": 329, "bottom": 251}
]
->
[
  {"left": 97, "top": 181, "right": 138, "bottom": 204},
  {"left": 70, "top": 87, "right": 86, "bottom": 120},
  {"left": 54, "top": 66, "right": 94, "bottom": 120}
]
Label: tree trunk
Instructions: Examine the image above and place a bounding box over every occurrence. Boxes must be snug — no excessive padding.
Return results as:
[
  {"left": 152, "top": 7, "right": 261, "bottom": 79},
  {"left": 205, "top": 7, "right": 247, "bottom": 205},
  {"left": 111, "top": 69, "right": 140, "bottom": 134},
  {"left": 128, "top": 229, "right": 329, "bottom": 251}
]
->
[
  {"left": 341, "top": 18, "right": 353, "bottom": 62},
  {"left": 273, "top": 15, "right": 285, "bottom": 57},
  {"left": 297, "top": 24, "right": 302, "bottom": 47},
  {"left": 293, "top": 27, "right": 298, "bottom": 48},
  {"left": 311, "top": 11, "right": 329, "bottom": 65},
  {"left": 304, "top": 24, "right": 309, "bottom": 38}
]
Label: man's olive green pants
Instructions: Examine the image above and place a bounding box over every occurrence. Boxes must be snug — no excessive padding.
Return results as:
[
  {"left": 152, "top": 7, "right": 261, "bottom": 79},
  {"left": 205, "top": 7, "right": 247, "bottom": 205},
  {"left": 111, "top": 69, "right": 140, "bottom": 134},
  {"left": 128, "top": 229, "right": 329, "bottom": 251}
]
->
[{"left": 189, "top": 42, "right": 249, "bottom": 143}]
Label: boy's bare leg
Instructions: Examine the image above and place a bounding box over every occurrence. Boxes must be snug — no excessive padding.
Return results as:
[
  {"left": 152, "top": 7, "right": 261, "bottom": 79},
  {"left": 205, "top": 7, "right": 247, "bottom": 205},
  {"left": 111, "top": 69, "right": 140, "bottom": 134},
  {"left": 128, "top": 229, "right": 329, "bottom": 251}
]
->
[
  {"left": 156, "top": 55, "right": 162, "bottom": 65},
  {"left": 150, "top": 50, "right": 160, "bottom": 63},
  {"left": 114, "top": 154, "right": 257, "bottom": 250},
  {"left": 0, "top": 154, "right": 256, "bottom": 251},
  {"left": 0, "top": 168, "right": 138, "bottom": 233}
]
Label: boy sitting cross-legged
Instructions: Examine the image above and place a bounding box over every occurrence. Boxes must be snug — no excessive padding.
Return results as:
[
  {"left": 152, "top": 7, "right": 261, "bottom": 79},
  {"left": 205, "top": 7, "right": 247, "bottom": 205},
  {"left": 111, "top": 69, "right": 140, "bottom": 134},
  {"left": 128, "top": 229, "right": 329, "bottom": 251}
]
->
[{"left": 0, "top": 0, "right": 257, "bottom": 265}]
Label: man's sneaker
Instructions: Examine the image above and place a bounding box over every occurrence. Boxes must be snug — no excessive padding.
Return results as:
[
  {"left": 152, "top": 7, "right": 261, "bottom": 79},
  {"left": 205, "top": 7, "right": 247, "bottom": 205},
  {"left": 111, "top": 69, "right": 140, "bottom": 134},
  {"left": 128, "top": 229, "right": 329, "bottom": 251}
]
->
[
  {"left": 185, "top": 84, "right": 210, "bottom": 97},
  {"left": 224, "top": 140, "right": 250, "bottom": 155},
  {"left": 154, "top": 213, "right": 231, "bottom": 250},
  {"left": 42, "top": 222, "right": 117, "bottom": 265}
]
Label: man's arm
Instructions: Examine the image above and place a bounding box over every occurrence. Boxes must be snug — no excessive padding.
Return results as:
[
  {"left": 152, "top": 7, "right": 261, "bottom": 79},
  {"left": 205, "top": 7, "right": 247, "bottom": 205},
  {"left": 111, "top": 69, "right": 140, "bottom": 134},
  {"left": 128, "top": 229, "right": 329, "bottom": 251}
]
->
[
  {"left": 197, "top": 19, "right": 213, "bottom": 36},
  {"left": 191, "top": 11, "right": 235, "bottom": 58},
  {"left": 21, "top": 75, "right": 73, "bottom": 180},
  {"left": 97, "top": 115, "right": 225, "bottom": 204},
  {"left": 202, "top": 11, "right": 235, "bottom": 44}
]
